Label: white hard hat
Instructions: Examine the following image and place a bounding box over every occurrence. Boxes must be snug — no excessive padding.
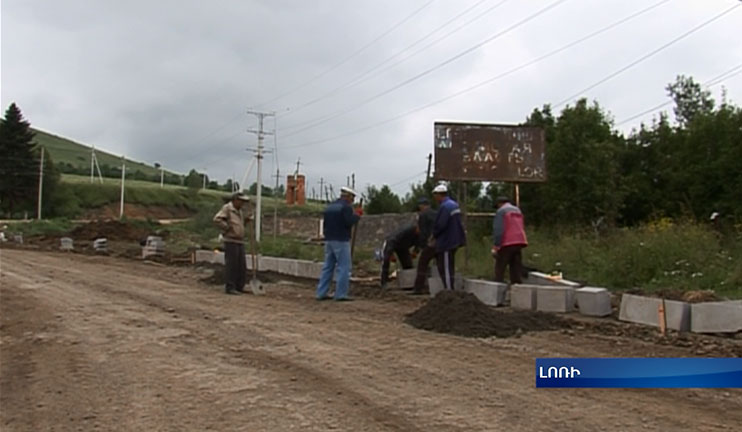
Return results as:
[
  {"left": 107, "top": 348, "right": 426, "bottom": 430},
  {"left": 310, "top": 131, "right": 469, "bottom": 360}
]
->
[
  {"left": 340, "top": 186, "right": 356, "bottom": 196},
  {"left": 710, "top": 212, "right": 720, "bottom": 221},
  {"left": 433, "top": 184, "right": 448, "bottom": 194}
]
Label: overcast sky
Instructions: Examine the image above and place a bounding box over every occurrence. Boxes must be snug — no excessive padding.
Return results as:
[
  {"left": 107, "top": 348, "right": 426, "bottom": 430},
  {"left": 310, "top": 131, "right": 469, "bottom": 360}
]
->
[{"left": 2, "top": 0, "right": 741, "bottom": 197}]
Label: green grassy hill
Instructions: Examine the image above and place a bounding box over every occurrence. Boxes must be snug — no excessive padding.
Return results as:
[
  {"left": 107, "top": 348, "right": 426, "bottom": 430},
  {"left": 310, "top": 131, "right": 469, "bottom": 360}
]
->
[{"left": 33, "top": 128, "right": 177, "bottom": 177}]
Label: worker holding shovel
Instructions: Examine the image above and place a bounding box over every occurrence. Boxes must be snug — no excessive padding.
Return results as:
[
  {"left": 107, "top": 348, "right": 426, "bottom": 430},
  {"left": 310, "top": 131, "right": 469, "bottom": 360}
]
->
[
  {"left": 213, "top": 192, "right": 251, "bottom": 295},
  {"left": 316, "top": 187, "right": 362, "bottom": 301}
]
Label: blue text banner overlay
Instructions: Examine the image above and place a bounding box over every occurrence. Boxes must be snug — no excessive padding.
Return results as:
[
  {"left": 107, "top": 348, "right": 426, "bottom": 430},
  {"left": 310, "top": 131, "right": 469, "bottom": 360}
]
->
[{"left": 536, "top": 358, "right": 742, "bottom": 388}]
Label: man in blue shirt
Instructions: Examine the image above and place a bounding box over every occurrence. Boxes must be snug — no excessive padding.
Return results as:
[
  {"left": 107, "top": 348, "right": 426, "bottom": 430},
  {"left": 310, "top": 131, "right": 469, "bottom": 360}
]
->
[
  {"left": 432, "top": 184, "right": 466, "bottom": 291},
  {"left": 316, "top": 186, "right": 362, "bottom": 301}
]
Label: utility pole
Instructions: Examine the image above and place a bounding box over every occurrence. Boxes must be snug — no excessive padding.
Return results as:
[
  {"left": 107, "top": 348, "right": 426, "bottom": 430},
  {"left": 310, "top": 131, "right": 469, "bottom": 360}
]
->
[
  {"left": 426, "top": 153, "right": 432, "bottom": 181},
  {"left": 351, "top": 173, "right": 355, "bottom": 190},
  {"left": 37, "top": 147, "right": 45, "bottom": 220},
  {"left": 90, "top": 145, "right": 95, "bottom": 183},
  {"left": 312, "top": 187, "right": 316, "bottom": 201},
  {"left": 90, "top": 145, "right": 103, "bottom": 184},
  {"left": 160, "top": 166, "right": 165, "bottom": 188},
  {"left": 293, "top": 157, "right": 301, "bottom": 205},
  {"left": 202, "top": 170, "right": 207, "bottom": 190},
  {"left": 273, "top": 167, "right": 280, "bottom": 240},
  {"left": 318, "top": 177, "right": 324, "bottom": 202},
  {"left": 247, "top": 110, "right": 275, "bottom": 243},
  {"left": 119, "top": 156, "right": 126, "bottom": 219}
]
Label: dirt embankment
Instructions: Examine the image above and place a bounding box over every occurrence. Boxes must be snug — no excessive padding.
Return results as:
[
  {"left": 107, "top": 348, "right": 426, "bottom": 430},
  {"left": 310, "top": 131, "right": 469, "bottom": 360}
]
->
[{"left": 81, "top": 203, "right": 195, "bottom": 221}]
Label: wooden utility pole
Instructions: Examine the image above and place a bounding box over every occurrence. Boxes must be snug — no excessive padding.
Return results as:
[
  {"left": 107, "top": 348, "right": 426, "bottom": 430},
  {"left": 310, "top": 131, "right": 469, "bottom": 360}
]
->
[
  {"left": 37, "top": 147, "right": 45, "bottom": 220},
  {"left": 426, "top": 153, "right": 432, "bottom": 181}
]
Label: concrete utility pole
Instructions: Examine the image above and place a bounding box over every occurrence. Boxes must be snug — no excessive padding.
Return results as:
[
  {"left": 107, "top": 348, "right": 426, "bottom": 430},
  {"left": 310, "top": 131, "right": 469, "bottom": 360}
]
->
[
  {"left": 273, "top": 167, "right": 280, "bottom": 240},
  {"left": 318, "top": 177, "right": 324, "bottom": 202},
  {"left": 37, "top": 147, "right": 44, "bottom": 220},
  {"left": 247, "top": 110, "right": 275, "bottom": 242},
  {"left": 351, "top": 173, "right": 355, "bottom": 190},
  {"left": 160, "top": 166, "right": 165, "bottom": 188},
  {"left": 202, "top": 170, "right": 207, "bottom": 190},
  {"left": 119, "top": 156, "right": 126, "bottom": 219},
  {"left": 293, "top": 157, "right": 301, "bottom": 205}
]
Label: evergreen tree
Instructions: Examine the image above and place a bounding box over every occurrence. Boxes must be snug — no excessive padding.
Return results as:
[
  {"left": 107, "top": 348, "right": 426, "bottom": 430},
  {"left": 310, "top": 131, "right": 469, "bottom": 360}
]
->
[
  {"left": 0, "top": 103, "right": 39, "bottom": 215},
  {"left": 365, "top": 185, "right": 402, "bottom": 214}
]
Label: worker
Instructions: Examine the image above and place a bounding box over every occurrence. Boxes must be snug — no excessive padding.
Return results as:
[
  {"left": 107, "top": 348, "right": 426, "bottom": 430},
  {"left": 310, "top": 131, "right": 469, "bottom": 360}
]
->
[
  {"left": 213, "top": 192, "right": 251, "bottom": 295},
  {"left": 316, "top": 186, "right": 362, "bottom": 301},
  {"left": 412, "top": 197, "right": 437, "bottom": 294},
  {"left": 432, "top": 184, "right": 466, "bottom": 290},
  {"left": 491, "top": 196, "right": 528, "bottom": 284},
  {"left": 379, "top": 222, "right": 418, "bottom": 289}
]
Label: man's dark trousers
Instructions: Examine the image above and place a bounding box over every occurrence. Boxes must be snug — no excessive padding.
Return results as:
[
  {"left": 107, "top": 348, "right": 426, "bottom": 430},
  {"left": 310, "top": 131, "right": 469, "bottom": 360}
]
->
[
  {"left": 380, "top": 242, "right": 413, "bottom": 285},
  {"left": 494, "top": 245, "right": 524, "bottom": 284},
  {"left": 436, "top": 248, "right": 457, "bottom": 290},
  {"left": 413, "top": 246, "right": 436, "bottom": 293},
  {"left": 224, "top": 241, "right": 246, "bottom": 293}
]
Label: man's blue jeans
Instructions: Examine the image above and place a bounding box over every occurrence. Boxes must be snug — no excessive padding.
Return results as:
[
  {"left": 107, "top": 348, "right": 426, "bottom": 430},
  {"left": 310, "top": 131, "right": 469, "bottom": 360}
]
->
[{"left": 316, "top": 240, "right": 352, "bottom": 299}]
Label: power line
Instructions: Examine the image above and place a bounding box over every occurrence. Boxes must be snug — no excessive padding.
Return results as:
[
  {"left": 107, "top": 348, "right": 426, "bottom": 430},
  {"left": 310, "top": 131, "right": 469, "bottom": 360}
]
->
[
  {"left": 552, "top": 2, "right": 741, "bottom": 109},
  {"left": 616, "top": 63, "right": 742, "bottom": 126},
  {"left": 254, "top": 0, "right": 437, "bottom": 109},
  {"left": 280, "top": 0, "right": 670, "bottom": 150},
  {"left": 278, "top": 0, "right": 502, "bottom": 123},
  {"left": 279, "top": 0, "right": 569, "bottom": 139}
]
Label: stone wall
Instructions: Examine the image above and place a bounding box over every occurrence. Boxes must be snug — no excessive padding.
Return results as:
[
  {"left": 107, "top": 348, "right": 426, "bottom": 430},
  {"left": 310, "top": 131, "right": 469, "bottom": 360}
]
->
[{"left": 260, "top": 212, "right": 417, "bottom": 247}]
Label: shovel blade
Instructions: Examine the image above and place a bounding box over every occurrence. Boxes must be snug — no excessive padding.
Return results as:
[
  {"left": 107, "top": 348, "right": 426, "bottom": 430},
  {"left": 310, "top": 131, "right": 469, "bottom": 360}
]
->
[{"left": 250, "top": 279, "right": 265, "bottom": 295}]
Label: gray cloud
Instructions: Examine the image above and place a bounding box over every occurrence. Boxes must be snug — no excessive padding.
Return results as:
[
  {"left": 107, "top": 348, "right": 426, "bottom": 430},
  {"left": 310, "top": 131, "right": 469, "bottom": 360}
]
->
[{"left": 3, "top": 0, "right": 741, "bottom": 197}]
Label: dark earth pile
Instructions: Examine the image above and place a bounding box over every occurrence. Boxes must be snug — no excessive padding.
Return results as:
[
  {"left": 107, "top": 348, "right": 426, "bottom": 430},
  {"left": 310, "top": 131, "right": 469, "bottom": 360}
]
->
[
  {"left": 405, "top": 290, "right": 569, "bottom": 338},
  {"left": 69, "top": 220, "right": 151, "bottom": 242}
]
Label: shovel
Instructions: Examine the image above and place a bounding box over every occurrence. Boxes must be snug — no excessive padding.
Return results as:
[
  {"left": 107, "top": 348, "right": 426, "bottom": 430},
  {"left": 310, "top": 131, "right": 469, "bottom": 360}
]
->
[{"left": 246, "top": 216, "right": 265, "bottom": 295}]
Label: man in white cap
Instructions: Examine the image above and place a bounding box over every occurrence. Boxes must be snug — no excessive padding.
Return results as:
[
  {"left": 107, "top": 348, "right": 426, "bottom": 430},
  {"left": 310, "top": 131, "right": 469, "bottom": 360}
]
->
[
  {"left": 431, "top": 183, "right": 466, "bottom": 291},
  {"left": 316, "top": 186, "right": 362, "bottom": 301},
  {"left": 213, "top": 192, "right": 251, "bottom": 295}
]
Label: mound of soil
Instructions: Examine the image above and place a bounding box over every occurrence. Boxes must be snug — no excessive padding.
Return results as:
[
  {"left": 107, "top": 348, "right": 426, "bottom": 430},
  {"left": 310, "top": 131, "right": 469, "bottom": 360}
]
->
[
  {"left": 405, "top": 291, "right": 569, "bottom": 338},
  {"left": 69, "top": 221, "right": 151, "bottom": 242}
]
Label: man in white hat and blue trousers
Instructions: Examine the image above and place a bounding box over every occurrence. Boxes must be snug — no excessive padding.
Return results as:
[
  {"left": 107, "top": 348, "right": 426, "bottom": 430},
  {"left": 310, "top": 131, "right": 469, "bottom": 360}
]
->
[{"left": 316, "top": 186, "right": 362, "bottom": 301}]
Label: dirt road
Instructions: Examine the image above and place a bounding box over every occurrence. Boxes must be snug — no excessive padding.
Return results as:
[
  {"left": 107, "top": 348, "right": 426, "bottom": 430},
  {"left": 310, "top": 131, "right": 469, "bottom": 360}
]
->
[{"left": 1, "top": 249, "right": 740, "bottom": 431}]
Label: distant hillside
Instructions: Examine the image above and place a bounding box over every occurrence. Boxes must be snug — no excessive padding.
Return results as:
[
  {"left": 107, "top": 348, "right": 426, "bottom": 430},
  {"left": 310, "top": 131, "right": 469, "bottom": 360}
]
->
[{"left": 32, "top": 128, "right": 179, "bottom": 179}]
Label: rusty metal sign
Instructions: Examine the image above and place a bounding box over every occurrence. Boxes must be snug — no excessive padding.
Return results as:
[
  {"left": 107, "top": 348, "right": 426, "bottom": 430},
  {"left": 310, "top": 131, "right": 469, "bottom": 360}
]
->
[{"left": 433, "top": 122, "right": 546, "bottom": 182}]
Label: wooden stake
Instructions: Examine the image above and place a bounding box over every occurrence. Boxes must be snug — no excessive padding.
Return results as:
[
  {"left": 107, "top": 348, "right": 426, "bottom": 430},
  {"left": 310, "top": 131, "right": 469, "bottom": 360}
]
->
[
  {"left": 658, "top": 299, "right": 667, "bottom": 336},
  {"left": 514, "top": 183, "right": 520, "bottom": 208}
]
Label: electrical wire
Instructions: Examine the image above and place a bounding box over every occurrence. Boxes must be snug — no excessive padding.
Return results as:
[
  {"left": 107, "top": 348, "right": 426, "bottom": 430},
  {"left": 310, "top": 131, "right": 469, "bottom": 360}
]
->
[
  {"left": 279, "top": 0, "right": 670, "bottom": 150},
  {"left": 616, "top": 63, "right": 742, "bottom": 126},
  {"left": 278, "top": 0, "right": 503, "bottom": 122},
  {"left": 279, "top": 0, "right": 569, "bottom": 139},
  {"left": 552, "top": 2, "right": 741, "bottom": 109},
  {"left": 253, "top": 0, "right": 437, "bottom": 109}
]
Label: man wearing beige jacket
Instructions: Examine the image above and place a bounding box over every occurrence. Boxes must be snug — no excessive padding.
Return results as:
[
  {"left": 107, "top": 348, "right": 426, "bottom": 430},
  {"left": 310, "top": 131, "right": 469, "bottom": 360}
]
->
[{"left": 213, "top": 192, "right": 251, "bottom": 295}]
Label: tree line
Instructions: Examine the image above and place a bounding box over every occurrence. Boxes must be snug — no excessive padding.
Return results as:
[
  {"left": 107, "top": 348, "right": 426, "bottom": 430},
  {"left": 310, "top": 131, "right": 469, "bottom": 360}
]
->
[{"left": 365, "top": 76, "right": 741, "bottom": 228}]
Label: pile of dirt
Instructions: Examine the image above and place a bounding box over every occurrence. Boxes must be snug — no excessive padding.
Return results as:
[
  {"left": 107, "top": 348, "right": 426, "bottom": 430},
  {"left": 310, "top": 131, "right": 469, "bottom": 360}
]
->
[
  {"left": 69, "top": 220, "right": 152, "bottom": 242},
  {"left": 405, "top": 291, "right": 569, "bottom": 338}
]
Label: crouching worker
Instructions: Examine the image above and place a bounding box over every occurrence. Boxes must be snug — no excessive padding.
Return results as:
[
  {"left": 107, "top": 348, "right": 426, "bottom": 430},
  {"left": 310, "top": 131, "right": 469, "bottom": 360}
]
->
[
  {"left": 492, "top": 196, "right": 528, "bottom": 284},
  {"left": 379, "top": 223, "right": 419, "bottom": 289},
  {"left": 213, "top": 192, "right": 251, "bottom": 295}
]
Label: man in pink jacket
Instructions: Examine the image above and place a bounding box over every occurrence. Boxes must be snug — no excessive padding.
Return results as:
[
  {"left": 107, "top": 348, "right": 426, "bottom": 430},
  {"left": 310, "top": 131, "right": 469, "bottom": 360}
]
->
[{"left": 491, "top": 196, "right": 528, "bottom": 284}]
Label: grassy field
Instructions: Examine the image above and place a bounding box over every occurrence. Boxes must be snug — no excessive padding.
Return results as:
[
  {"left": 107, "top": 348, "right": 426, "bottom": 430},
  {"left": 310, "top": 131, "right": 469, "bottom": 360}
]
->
[
  {"left": 461, "top": 221, "right": 742, "bottom": 299},
  {"left": 33, "top": 129, "right": 176, "bottom": 177}
]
